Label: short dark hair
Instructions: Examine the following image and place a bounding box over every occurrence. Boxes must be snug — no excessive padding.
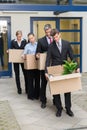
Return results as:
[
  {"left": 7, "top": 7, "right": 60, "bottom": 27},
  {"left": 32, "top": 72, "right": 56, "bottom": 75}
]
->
[
  {"left": 51, "top": 29, "right": 59, "bottom": 36},
  {"left": 27, "top": 33, "right": 35, "bottom": 37},
  {"left": 44, "top": 24, "right": 51, "bottom": 31}
]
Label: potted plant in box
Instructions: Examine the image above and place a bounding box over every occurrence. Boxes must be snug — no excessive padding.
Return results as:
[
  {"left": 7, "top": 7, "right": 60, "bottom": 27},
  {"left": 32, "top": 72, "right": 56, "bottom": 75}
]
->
[{"left": 62, "top": 60, "right": 78, "bottom": 75}]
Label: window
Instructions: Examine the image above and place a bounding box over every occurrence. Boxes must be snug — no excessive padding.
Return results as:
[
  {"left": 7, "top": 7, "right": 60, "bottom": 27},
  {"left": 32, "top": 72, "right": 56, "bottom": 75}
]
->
[
  {"left": 0, "top": 0, "right": 16, "bottom": 3},
  {"left": 0, "top": 0, "right": 69, "bottom": 4},
  {"left": 73, "top": 0, "right": 87, "bottom": 5}
]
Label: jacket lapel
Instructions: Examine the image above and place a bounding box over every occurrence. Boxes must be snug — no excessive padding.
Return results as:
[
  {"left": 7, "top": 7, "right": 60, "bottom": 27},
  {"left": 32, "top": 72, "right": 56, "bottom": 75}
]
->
[
  {"left": 54, "top": 42, "right": 61, "bottom": 55},
  {"left": 44, "top": 36, "right": 49, "bottom": 47}
]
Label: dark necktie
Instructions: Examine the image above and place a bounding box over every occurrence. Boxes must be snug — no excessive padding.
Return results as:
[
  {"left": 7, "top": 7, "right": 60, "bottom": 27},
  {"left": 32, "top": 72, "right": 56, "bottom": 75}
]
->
[{"left": 49, "top": 37, "right": 52, "bottom": 44}]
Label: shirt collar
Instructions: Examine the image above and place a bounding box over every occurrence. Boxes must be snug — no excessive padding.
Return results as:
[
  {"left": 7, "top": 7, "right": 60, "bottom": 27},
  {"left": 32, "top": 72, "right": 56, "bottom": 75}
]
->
[
  {"left": 46, "top": 36, "right": 52, "bottom": 40},
  {"left": 14, "top": 38, "right": 24, "bottom": 42},
  {"left": 56, "top": 38, "right": 62, "bottom": 46},
  {"left": 30, "top": 42, "right": 37, "bottom": 45}
]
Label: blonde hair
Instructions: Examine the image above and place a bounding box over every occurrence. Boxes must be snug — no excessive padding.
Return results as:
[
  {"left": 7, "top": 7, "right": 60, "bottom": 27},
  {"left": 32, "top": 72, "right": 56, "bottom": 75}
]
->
[{"left": 16, "top": 30, "right": 22, "bottom": 36}]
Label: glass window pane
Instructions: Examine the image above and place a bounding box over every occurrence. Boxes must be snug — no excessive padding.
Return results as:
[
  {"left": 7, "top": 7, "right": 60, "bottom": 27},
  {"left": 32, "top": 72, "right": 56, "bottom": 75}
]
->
[
  {"left": 0, "top": 21, "right": 8, "bottom": 71},
  {"left": 55, "top": 0, "right": 69, "bottom": 5},
  {"left": 60, "top": 19, "right": 80, "bottom": 30},
  {"left": 73, "top": 0, "right": 87, "bottom": 5},
  {"left": 0, "top": 0, "right": 56, "bottom": 4},
  {"left": 61, "top": 32, "right": 80, "bottom": 42},
  {"left": 75, "top": 57, "right": 80, "bottom": 66},
  {"left": 33, "top": 21, "right": 56, "bottom": 39},
  {"left": 71, "top": 44, "right": 80, "bottom": 55},
  {"left": 0, "top": 0, "right": 16, "bottom": 3},
  {"left": 0, "top": 0, "right": 69, "bottom": 4}
]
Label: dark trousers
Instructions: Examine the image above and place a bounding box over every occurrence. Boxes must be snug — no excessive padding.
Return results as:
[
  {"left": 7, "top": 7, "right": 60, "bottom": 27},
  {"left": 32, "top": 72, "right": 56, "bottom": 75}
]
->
[
  {"left": 53, "top": 92, "right": 71, "bottom": 111},
  {"left": 27, "top": 69, "right": 40, "bottom": 99},
  {"left": 40, "top": 70, "right": 47, "bottom": 103},
  {"left": 13, "top": 63, "right": 28, "bottom": 93}
]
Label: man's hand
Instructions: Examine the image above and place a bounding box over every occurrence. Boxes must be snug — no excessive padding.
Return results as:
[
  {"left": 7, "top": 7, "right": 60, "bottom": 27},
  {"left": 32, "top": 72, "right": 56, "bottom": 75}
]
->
[
  {"left": 36, "top": 53, "right": 40, "bottom": 59},
  {"left": 45, "top": 73, "right": 49, "bottom": 81},
  {"left": 76, "top": 68, "right": 80, "bottom": 73}
]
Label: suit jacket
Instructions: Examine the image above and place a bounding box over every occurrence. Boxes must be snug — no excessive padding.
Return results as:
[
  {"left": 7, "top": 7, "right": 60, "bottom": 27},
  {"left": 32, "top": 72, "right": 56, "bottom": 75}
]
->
[
  {"left": 46, "top": 39, "right": 74, "bottom": 68},
  {"left": 11, "top": 39, "right": 27, "bottom": 49},
  {"left": 36, "top": 36, "right": 49, "bottom": 53}
]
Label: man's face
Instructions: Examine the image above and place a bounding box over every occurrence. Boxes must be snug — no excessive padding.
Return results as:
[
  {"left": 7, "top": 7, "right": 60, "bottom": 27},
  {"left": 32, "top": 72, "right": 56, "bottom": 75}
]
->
[
  {"left": 45, "top": 28, "right": 52, "bottom": 37},
  {"left": 53, "top": 33, "right": 60, "bottom": 43}
]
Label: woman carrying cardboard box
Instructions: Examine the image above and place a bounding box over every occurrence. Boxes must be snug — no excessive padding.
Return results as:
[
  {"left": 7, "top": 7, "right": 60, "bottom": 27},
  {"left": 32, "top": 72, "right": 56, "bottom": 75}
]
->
[
  {"left": 11, "top": 30, "right": 27, "bottom": 94},
  {"left": 22, "top": 33, "right": 40, "bottom": 100}
]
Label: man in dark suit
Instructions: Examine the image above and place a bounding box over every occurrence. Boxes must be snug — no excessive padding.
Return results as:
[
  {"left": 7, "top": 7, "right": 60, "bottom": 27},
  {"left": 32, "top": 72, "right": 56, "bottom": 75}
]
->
[
  {"left": 45, "top": 29, "right": 79, "bottom": 117},
  {"left": 11, "top": 30, "right": 27, "bottom": 94},
  {"left": 36, "top": 24, "right": 53, "bottom": 108}
]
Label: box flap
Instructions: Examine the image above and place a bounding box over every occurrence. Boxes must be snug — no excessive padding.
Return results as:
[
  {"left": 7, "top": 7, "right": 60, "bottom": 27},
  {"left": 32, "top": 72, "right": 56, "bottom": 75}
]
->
[
  {"left": 47, "top": 65, "right": 63, "bottom": 76},
  {"left": 49, "top": 73, "right": 81, "bottom": 82}
]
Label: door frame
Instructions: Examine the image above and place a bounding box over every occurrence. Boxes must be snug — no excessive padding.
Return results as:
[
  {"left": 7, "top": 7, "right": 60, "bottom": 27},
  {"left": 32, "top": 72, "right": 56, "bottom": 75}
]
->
[
  {"left": 0, "top": 17, "right": 12, "bottom": 77},
  {"left": 30, "top": 17, "right": 82, "bottom": 72}
]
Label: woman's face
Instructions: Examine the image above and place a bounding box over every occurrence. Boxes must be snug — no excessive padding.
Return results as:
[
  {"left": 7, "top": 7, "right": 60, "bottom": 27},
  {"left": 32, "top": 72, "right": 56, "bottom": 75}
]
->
[
  {"left": 17, "top": 33, "right": 22, "bottom": 41},
  {"left": 28, "top": 34, "right": 35, "bottom": 44}
]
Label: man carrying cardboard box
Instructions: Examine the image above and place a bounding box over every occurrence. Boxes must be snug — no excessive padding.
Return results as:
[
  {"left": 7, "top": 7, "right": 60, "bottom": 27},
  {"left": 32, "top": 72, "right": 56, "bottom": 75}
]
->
[
  {"left": 36, "top": 24, "right": 53, "bottom": 109},
  {"left": 45, "top": 29, "right": 80, "bottom": 117}
]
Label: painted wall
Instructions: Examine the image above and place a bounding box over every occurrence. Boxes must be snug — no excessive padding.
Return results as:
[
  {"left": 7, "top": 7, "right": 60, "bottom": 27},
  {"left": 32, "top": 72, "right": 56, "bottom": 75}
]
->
[{"left": 0, "top": 11, "right": 87, "bottom": 73}]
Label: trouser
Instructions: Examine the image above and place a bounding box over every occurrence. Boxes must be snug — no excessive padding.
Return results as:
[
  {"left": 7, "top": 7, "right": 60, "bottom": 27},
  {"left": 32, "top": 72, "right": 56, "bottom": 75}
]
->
[
  {"left": 13, "top": 63, "right": 28, "bottom": 92},
  {"left": 27, "top": 69, "right": 40, "bottom": 99},
  {"left": 40, "top": 70, "right": 47, "bottom": 103},
  {"left": 53, "top": 92, "right": 71, "bottom": 111}
]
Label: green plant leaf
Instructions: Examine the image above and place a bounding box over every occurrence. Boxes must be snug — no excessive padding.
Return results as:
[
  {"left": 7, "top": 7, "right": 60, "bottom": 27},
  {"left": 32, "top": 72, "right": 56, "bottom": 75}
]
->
[{"left": 62, "top": 60, "right": 77, "bottom": 75}]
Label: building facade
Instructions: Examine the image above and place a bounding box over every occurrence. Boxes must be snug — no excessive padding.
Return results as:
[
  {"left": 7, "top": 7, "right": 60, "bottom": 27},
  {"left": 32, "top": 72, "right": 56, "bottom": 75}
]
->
[{"left": 0, "top": 0, "right": 87, "bottom": 77}]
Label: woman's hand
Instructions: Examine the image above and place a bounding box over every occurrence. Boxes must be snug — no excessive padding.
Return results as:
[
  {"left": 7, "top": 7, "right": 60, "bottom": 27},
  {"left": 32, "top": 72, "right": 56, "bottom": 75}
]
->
[
  {"left": 6, "top": 50, "right": 9, "bottom": 53},
  {"left": 21, "top": 54, "right": 26, "bottom": 60}
]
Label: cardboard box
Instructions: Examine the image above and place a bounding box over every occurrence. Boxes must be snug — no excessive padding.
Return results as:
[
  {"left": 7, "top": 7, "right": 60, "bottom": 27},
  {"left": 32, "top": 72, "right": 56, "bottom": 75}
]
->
[
  {"left": 47, "top": 66, "right": 82, "bottom": 95},
  {"left": 38, "top": 53, "right": 47, "bottom": 70},
  {"left": 9, "top": 49, "right": 24, "bottom": 63},
  {"left": 47, "top": 65, "right": 63, "bottom": 76},
  {"left": 24, "top": 54, "right": 38, "bottom": 70}
]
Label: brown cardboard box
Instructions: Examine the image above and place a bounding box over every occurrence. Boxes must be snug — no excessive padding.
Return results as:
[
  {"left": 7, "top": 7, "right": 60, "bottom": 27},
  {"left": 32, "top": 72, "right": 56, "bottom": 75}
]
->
[
  {"left": 24, "top": 54, "right": 38, "bottom": 70},
  {"left": 9, "top": 49, "right": 24, "bottom": 63},
  {"left": 38, "top": 53, "right": 47, "bottom": 70},
  {"left": 47, "top": 65, "right": 63, "bottom": 76},
  {"left": 47, "top": 66, "right": 82, "bottom": 95}
]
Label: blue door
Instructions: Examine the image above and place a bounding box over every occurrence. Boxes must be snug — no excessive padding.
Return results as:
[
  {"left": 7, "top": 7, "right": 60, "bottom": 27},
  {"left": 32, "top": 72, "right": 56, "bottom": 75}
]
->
[
  {"left": 0, "top": 17, "right": 12, "bottom": 77},
  {"left": 58, "top": 18, "right": 82, "bottom": 72},
  {"left": 30, "top": 17, "right": 82, "bottom": 72}
]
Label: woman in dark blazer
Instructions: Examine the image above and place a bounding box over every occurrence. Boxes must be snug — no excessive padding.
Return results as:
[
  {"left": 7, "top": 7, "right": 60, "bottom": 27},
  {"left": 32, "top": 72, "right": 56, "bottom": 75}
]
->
[{"left": 11, "top": 30, "right": 27, "bottom": 94}]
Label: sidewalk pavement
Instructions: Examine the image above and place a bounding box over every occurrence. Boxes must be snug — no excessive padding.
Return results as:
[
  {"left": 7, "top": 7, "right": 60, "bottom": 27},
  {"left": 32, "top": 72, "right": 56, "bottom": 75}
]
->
[{"left": 0, "top": 73, "right": 87, "bottom": 130}]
